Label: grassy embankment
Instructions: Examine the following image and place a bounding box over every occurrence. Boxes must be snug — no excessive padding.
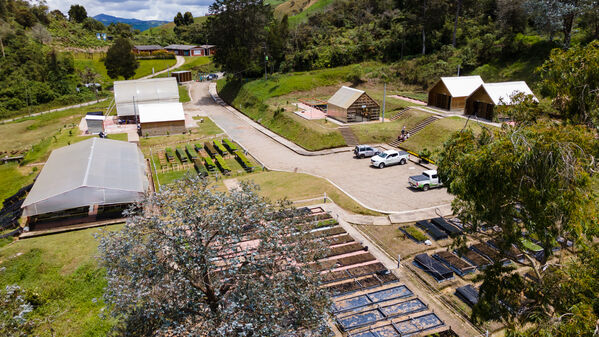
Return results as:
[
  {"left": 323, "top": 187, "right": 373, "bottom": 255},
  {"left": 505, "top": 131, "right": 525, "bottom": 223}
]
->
[
  {"left": 401, "top": 116, "right": 487, "bottom": 154},
  {"left": 0, "top": 99, "right": 128, "bottom": 204},
  {"left": 217, "top": 63, "right": 411, "bottom": 151},
  {"left": 0, "top": 226, "right": 121, "bottom": 336}
]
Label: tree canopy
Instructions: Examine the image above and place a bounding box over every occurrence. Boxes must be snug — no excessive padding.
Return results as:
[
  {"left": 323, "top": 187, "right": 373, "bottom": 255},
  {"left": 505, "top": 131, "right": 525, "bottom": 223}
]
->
[
  {"left": 67, "top": 4, "right": 87, "bottom": 23},
  {"left": 104, "top": 37, "right": 138, "bottom": 80},
  {"left": 98, "top": 177, "right": 330, "bottom": 336}
]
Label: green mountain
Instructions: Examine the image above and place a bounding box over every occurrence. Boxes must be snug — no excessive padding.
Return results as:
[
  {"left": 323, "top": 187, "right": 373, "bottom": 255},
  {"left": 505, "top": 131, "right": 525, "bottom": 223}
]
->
[{"left": 93, "top": 14, "right": 169, "bottom": 31}]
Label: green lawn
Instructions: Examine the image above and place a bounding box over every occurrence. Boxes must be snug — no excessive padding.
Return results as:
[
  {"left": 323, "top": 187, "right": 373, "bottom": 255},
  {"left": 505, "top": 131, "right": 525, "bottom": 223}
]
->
[
  {"left": 73, "top": 54, "right": 177, "bottom": 87},
  {"left": 401, "top": 117, "right": 487, "bottom": 155},
  {"left": 0, "top": 226, "right": 121, "bottom": 336},
  {"left": 351, "top": 109, "right": 432, "bottom": 145},
  {"left": 179, "top": 85, "right": 191, "bottom": 103},
  {"left": 106, "top": 133, "right": 129, "bottom": 142},
  {"left": 237, "top": 171, "right": 380, "bottom": 215}
]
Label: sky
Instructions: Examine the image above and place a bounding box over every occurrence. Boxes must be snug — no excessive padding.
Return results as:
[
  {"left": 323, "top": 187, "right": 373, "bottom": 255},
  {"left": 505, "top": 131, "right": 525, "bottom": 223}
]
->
[{"left": 46, "top": 0, "right": 214, "bottom": 21}]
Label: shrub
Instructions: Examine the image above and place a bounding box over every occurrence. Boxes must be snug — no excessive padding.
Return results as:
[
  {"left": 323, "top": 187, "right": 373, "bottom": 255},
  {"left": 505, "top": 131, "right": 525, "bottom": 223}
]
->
[
  {"left": 176, "top": 148, "right": 188, "bottom": 162},
  {"left": 213, "top": 140, "right": 228, "bottom": 155},
  {"left": 222, "top": 138, "right": 238, "bottom": 152},
  {"left": 204, "top": 142, "right": 217, "bottom": 157},
  {"left": 213, "top": 154, "right": 231, "bottom": 173},
  {"left": 185, "top": 144, "right": 198, "bottom": 160},
  {"left": 234, "top": 150, "right": 253, "bottom": 171}
]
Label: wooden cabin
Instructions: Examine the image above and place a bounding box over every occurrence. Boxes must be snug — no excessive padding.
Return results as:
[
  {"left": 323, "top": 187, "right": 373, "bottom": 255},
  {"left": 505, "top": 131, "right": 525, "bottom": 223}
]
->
[
  {"left": 465, "top": 81, "right": 537, "bottom": 120},
  {"left": 327, "top": 86, "right": 380, "bottom": 123},
  {"left": 427, "top": 76, "right": 483, "bottom": 110}
]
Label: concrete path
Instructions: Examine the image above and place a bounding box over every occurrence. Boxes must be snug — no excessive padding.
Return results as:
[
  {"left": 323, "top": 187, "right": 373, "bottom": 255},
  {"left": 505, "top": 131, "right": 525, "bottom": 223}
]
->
[
  {"left": 185, "top": 81, "right": 454, "bottom": 218},
  {"left": 1, "top": 98, "right": 108, "bottom": 124},
  {"left": 140, "top": 55, "right": 185, "bottom": 80}
]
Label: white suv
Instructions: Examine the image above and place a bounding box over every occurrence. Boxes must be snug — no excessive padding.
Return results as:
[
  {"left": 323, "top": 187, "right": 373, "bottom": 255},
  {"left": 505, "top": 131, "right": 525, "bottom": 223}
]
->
[{"left": 371, "top": 150, "right": 409, "bottom": 168}]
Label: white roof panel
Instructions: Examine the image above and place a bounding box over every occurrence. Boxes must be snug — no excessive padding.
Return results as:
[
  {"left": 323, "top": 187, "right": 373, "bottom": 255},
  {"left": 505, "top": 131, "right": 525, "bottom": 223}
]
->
[
  {"left": 480, "top": 81, "right": 537, "bottom": 105},
  {"left": 114, "top": 78, "right": 179, "bottom": 117},
  {"left": 22, "top": 138, "right": 148, "bottom": 216},
  {"left": 85, "top": 115, "right": 105, "bottom": 121},
  {"left": 138, "top": 103, "right": 185, "bottom": 123},
  {"left": 327, "top": 86, "right": 365, "bottom": 109},
  {"left": 439, "top": 76, "right": 484, "bottom": 97}
]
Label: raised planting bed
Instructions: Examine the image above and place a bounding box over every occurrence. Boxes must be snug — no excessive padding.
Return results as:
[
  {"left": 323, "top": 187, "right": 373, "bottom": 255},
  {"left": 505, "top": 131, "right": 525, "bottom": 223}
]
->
[
  {"left": 316, "top": 219, "right": 339, "bottom": 228},
  {"left": 347, "top": 262, "right": 387, "bottom": 278},
  {"left": 326, "top": 280, "right": 362, "bottom": 295},
  {"left": 432, "top": 251, "right": 475, "bottom": 276},
  {"left": 165, "top": 148, "right": 175, "bottom": 162},
  {"left": 193, "top": 159, "right": 209, "bottom": 177},
  {"left": 431, "top": 217, "right": 462, "bottom": 236},
  {"left": 175, "top": 147, "right": 188, "bottom": 163},
  {"left": 414, "top": 254, "right": 454, "bottom": 282},
  {"left": 455, "top": 284, "right": 479, "bottom": 307},
  {"left": 327, "top": 242, "right": 366, "bottom": 258},
  {"left": 471, "top": 243, "right": 510, "bottom": 265},
  {"left": 401, "top": 225, "right": 428, "bottom": 243},
  {"left": 322, "top": 269, "right": 352, "bottom": 283},
  {"left": 315, "top": 226, "right": 346, "bottom": 238},
  {"left": 487, "top": 240, "right": 524, "bottom": 262},
  {"left": 213, "top": 154, "right": 231, "bottom": 173},
  {"left": 328, "top": 234, "right": 354, "bottom": 245},
  {"left": 194, "top": 143, "right": 203, "bottom": 152},
  {"left": 222, "top": 138, "right": 239, "bottom": 152},
  {"left": 234, "top": 150, "right": 254, "bottom": 172},
  {"left": 336, "top": 253, "right": 376, "bottom": 267},
  {"left": 458, "top": 249, "right": 492, "bottom": 269},
  {"left": 185, "top": 144, "right": 199, "bottom": 161},
  {"left": 416, "top": 220, "right": 448, "bottom": 240},
  {"left": 202, "top": 156, "right": 216, "bottom": 171},
  {"left": 213, "top": 139, "right": 228, "bottom": 155},
  {"left": 203, "top": 142, "right": 217, "bottom": 157}
]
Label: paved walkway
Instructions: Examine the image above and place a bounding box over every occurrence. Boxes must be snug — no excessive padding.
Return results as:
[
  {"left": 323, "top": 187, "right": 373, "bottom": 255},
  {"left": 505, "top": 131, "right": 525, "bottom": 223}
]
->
[
  {"left": 185, "top": 81, "right": 454, "bottom": 218},
  {"left": 139, "top": 56, "right": 186, "bottom": 80}
]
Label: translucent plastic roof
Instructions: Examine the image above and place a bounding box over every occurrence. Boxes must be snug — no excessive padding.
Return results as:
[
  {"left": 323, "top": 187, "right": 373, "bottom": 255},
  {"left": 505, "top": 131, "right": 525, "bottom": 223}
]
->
[
  {"left": 327, "top": 86, "right": 365, "bottom": 109},
  {"left": 22, "top": 138, "right": 148, "bottom": 217},
  {"left": 114, "top": 78, "right": 179, "bottom": 117}
]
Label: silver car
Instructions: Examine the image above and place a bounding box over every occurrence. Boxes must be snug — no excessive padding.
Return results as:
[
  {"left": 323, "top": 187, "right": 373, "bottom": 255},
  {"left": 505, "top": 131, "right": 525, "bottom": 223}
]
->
[{"left": 354, "top": 145, "right": 381, "bottom": 158}]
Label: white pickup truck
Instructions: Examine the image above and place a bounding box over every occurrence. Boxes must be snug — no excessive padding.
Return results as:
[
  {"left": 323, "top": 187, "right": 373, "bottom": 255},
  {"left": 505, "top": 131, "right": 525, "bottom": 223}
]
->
[
  {"left": 409, "top": 170, "right": 443, "bottom": 191},
  {"left": 371, "top": 150, "right": 409, "bottom": 168}
]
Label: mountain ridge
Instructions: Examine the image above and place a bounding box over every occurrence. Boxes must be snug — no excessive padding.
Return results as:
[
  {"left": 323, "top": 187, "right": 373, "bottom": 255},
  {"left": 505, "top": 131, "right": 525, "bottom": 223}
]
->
[{"left": 93, "top": 14, "right": 169, "bottom": 31}]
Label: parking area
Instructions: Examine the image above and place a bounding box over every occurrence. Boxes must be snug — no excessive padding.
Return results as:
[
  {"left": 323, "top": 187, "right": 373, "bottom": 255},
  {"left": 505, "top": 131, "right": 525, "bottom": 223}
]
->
[{"left": 187, "top": 82, "right": 453, "bottom": 215}]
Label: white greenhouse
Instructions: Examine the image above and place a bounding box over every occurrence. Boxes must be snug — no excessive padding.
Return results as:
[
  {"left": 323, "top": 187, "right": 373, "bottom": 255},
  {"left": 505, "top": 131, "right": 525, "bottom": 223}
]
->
[
  {"left": 113, "top": 77, "right": 179, "bottom": 117},
  {"left": 22, "top": 138, "right": 149, "bottom": 218}
]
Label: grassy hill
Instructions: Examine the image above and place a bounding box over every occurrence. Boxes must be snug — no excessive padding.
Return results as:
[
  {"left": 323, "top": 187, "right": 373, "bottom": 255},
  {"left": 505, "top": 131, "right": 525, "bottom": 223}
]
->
[
  {"left": 143, "top": 16, "right": 208, "bottom": 36},
  {"left": 272, "top": 0, "right": 334, "bottom": 25}
]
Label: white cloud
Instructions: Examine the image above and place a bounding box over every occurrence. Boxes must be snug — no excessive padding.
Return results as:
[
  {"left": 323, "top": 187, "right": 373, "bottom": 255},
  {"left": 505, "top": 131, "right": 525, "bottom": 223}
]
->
[{"left": 46, "top": 0, "right": 213, "bottom": 21}]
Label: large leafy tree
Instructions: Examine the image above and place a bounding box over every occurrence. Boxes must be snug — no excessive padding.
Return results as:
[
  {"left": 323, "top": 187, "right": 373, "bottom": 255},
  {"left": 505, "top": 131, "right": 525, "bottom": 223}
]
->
[
  {"left": 67, "top": 4, "right": 87, "bottom": 23},
  {"left": 539, "top": 40, "right": 599, "bottom": 127},
  {"left": 206, "top": 0, "right": 273, "bottom": 77},
  {"left": 437, "top": 121, "right": 598, "bottom": 333},
  {"left": 98, "top": 177, "right": 330, "bottom": 336},
  {"left": 524, "top": 0, "right": 590, "bottom": 47},
  {"left": 104, "top": 37, "right": 138, "bottom": 80}
]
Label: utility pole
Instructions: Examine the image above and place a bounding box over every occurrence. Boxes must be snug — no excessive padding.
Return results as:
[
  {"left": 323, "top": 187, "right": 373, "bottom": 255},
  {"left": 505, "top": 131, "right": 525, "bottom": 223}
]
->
[
  {"left": 382, "top": 81, "right": 386, "bottom": 122},
  {"left": 457, "top": 64, "right": 461, "bottom": 76}
]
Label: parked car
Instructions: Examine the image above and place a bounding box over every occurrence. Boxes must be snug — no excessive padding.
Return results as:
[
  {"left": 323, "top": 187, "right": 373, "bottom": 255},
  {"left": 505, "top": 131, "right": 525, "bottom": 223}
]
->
[
  {"left": 371, "top": 150, "right": 409, "bottom": 168},
  {"left": 354, "top": 145, "right": 381, "bottom": 158},
  {"left": 409, "top": 170, "right": 443, "bottom": 191},
  {"left": 207, "top": 73, "right": 218, "bottom": 80}
]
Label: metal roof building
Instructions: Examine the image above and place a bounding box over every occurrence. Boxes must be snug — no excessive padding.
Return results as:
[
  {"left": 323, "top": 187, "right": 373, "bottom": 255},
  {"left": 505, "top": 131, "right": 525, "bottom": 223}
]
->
[
  {"left": 113, "top": 77, "right": 179, "bottom": 117},
  {"left": 138, "top": 102, "right": 186, "bottom": 136},
  {"left": 427, "top": 76, "right": 484, "bottom": 110},
  {"left": 327, "top": 86, "right": 380, "bottom": 123},
  {"left": 22, "top": 138, "right": 148, "bottom": 217},
  {"left": 465, "top": 81, "right": 537, "bottom": 120}
]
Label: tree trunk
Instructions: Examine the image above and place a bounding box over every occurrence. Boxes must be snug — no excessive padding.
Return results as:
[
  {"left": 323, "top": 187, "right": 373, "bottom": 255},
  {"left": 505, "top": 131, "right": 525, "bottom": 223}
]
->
[
  {"left": 562, "top": 13, "right": 575, "bottom": 48},
  {"left": 422, "top": 0, "right": 427, "bottom": 55},
  {"left": 452, "top": 0, "right": 462, "bottom": 47}
]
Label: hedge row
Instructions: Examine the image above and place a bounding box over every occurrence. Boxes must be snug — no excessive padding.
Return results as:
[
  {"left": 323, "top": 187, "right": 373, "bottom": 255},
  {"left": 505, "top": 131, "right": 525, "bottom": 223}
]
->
[
  {"left": 165, "top": 148, "right": 175, "bottom": 162},
  {"left": 222, "top": 138, "right": 238, "bottom": 152},
  {"left": 185, "top": 144, "right": 198, "bottom": 160},
  {"left": 204, "top": 142, "right": 216, "bottom": 157},
  {"left": 176, "top": 148, "right": 188, "bottom": 163},
  {"left": 214, "top": 154, "right": 230, "bottom": 172},
  {"left": 213, "top": 140, "right": 228, "bottom": 155},
  {"left": 234, "top": 150, "right": 253, "bottom": 171}
]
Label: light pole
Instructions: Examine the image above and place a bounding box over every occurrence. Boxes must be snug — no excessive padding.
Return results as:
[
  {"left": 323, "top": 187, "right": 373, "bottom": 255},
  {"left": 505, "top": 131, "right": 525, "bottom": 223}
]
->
[{"left": 382, "top": 81, "right": 386, "bottom": 123}]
